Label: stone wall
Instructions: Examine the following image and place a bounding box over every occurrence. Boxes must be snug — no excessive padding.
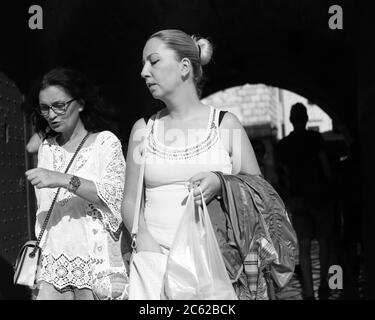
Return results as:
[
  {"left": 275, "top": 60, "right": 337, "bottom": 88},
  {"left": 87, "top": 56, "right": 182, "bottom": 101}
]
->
[
  {"left": 202, "top": 83, "right": 281, "bottom": 185},
  {"left": 202, "top": 83, "right": 280, "bottom": 131}
]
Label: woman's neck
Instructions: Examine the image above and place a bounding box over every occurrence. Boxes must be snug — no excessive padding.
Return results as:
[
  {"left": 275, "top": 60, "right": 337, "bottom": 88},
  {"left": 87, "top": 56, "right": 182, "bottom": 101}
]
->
[
  {"left": 163, "top": 86, "right": 203, "bottom": 120},
  {"left": 59, "top": 120, "right": 87, "bottom": 146}
]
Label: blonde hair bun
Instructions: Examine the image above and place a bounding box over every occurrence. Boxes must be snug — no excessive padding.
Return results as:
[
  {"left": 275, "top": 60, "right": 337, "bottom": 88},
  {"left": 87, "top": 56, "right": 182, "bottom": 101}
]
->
[{"left": 196, "top": 38, "right": 213, "bottom": 66}]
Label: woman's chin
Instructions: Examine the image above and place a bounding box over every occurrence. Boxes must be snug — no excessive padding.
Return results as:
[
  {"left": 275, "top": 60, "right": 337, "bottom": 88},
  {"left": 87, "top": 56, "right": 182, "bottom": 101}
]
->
[
  {"left": 150, "top": 91, "right": 162, "bottom": 100},
  {"left": 149, "top": 87, "right": 163, "bottom": 98}
]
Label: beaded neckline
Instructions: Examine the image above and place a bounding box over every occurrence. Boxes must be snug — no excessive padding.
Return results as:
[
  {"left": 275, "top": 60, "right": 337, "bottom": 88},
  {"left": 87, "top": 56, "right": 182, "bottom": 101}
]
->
[
  {"left": 147, "top": 107, "right": 219, "bottom": 160},
  {"left": 152, "top": 106, "right": 215, "bottom": 150}
]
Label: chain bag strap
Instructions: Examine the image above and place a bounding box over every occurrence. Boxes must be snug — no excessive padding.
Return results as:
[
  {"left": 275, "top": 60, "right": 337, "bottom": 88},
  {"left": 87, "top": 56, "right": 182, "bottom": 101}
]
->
[{"left": 29, "top": 132, "right": 90, "bottom": 258}]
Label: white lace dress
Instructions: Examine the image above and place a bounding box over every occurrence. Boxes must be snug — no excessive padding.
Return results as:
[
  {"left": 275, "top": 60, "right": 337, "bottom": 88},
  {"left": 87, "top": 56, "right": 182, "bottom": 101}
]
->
[{"left": 34, "top": 131, "right": 127, "bottom": 295}]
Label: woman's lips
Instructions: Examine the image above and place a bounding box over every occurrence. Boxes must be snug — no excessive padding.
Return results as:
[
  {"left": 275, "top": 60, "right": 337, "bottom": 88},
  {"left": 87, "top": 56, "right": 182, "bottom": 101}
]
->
[{"left": 50, "top": 121, "right": 60, "bottom": 128}]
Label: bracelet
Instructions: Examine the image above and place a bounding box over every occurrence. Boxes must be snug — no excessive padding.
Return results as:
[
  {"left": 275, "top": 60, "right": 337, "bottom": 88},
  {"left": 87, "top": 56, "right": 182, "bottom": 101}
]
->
[{"left": 67, "top": 175, "right": 81, "bottom": 193}]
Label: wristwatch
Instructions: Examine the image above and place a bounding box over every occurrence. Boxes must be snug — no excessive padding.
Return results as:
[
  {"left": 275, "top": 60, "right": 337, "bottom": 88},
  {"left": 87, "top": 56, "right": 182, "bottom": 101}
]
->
[{"left": 67, "top": 175, "right": 81, "bottom": 193}]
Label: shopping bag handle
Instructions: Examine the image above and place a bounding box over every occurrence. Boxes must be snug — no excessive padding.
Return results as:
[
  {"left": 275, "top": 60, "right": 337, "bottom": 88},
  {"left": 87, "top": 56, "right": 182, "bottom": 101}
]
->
[{"left": 197, "top": 187, "right": 210, "bottom": 225}]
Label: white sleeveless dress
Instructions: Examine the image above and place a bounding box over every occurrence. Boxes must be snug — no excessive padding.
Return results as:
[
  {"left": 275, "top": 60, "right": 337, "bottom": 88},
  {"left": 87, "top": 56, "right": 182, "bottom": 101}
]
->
[{"left": 144, "top": 106, "right": 232, "bottom": 249}]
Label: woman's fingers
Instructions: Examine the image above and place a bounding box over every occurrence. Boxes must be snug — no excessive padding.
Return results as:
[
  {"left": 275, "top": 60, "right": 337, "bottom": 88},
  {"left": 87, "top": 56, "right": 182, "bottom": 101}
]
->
[
  {"left": 188, "top": 172, "right": 206, "bottom": 184},
  {"left": 35, "top": 182, "right": 43, "bottom": 189},
  {"left": 26, "top": 168, "right": 44, "bottom": 182},
  {"left": 25, "top": 168, "right": 34, "bottom": 176},
  {"left": 187, "top": 180, "right": 200, "bottom": 192},
  {"left": 194, "top": 194, "right": 204, "bottom": 202},
  {"left": 25, "top": 168, "right": 40, "bottom": 176},
  {"left": 25, "top": 172, "right": 37, "bottom": 181},
  {"left": 192, "top": 186, "right": 201, "bottom": 197},
  {"left": 188, "top": 172, "right": 212, "bottom": 191},
  {"left": 189, "top": 172, "right": 217, "bottom": 205},
  {"left": 29, "top": 177, "right": 41, "bottom": 186},
  {"left": 193, "top": 189, "right": 211, "bottom": 206}
]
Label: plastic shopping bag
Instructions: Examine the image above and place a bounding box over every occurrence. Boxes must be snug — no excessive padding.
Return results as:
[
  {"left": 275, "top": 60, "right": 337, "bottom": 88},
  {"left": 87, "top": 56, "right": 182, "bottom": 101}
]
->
[{"left": 162, "top": 188, "right": 237, "bottom": 300}]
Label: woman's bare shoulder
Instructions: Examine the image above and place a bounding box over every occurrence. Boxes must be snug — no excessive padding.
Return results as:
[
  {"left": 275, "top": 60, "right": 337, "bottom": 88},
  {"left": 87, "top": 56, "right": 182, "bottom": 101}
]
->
[{"left": 219, "top": 111, "right": 243, "bottom": 129}]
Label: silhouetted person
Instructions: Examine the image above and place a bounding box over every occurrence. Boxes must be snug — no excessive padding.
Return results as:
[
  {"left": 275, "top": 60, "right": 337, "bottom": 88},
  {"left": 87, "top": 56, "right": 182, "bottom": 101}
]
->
[
  {"left": 252, "top": 139, "right": 266, "bottom": 175},
  {"left": 321, "top": 119, "right": 350, "bottom": 267},
  {"left": 338, "top": 141, "right": 362, "bottom": 299},
  {"left": 277, "top": 103, "right": 334, "bottom": 300}
]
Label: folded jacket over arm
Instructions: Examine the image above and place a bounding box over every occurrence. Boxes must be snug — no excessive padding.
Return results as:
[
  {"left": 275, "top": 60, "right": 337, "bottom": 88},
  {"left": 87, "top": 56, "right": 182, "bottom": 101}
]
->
[{"left": 207, "top": 173, "right": 297, "bottom": 300}]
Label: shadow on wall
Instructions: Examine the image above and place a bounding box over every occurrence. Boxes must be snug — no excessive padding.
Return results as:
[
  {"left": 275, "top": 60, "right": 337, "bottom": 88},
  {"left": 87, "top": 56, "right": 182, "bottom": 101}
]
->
[{"left": 0, "top": 256, "right": 32, "bottom": 300}]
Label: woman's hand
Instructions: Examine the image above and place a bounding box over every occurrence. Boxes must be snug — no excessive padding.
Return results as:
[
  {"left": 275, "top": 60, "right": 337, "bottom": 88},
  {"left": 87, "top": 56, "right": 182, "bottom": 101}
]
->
[
  {"left": 25, "top": 168, "right": 68, "bottom": 189},
  {"left": 187, "top": 172, "right": 222, "bottom": 206}
]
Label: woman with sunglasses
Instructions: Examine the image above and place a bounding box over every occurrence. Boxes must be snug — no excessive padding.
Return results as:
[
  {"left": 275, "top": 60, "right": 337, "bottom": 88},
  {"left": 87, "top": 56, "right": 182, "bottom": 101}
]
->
[{"left": 24, "top": 67, "right": 127, "bottom": 300}]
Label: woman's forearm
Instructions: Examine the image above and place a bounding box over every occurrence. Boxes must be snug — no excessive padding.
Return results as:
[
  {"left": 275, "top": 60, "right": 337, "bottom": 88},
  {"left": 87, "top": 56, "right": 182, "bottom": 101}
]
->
[
  {"left": 121, "top": 198, "right": 135, "bottom": 232},
  {"left": 137, "top": 215, "right": 162, "bottom": 253},
  {"left": 121, "top": 198, "right": 162, "bottom": 253},
  {"left": 121, "top": 201, "right": 153, "bottom": 234},
  {"left": 57, "top": 173, "right": 103, "bottom": 205}
]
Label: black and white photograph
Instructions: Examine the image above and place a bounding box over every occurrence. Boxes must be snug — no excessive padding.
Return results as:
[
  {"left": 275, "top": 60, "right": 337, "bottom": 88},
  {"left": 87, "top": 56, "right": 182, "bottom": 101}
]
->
[{"left": 0, "top": 0, "right": 373, "bottom": 307}]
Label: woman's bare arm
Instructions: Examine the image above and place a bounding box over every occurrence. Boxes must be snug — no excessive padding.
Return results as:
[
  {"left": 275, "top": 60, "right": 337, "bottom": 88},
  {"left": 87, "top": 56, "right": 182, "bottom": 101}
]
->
[
  {"left": 121, "top": 118, "right": 162, "bottom": 253},
  {"left": 219, "top": 112, "right": 261, "bottom": 175}
]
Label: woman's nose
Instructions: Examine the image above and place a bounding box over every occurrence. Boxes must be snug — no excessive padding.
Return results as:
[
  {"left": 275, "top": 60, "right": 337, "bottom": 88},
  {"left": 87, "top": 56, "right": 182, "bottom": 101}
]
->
[
  {"left": 47, "top": 108, "right": 58, "bottom": 119},
  {"left": 141, "top": 64, "right": 150, "bottom": 79}
]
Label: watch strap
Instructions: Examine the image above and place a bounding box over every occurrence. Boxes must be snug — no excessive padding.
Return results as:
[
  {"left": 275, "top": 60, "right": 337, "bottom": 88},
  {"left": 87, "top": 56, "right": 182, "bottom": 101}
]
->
[{"left": 67, "top": 175, "right": 81, "bottom": 193}]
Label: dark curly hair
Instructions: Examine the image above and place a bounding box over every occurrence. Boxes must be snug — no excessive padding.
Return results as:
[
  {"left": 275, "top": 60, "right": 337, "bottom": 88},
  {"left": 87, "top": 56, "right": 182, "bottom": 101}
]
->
[{"left": 23, "top": 67, "right": 117, "bottom": 139}]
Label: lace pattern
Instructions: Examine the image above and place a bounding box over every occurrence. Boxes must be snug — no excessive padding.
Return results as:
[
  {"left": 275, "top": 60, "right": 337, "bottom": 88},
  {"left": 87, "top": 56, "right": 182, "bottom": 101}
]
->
[
  {"left": 46, "top": 132, "right": 125, "bottom": 237},
  {"left": 38, "top": 253, "right": 92, "bottom": 290},
  {"left": 93, "top": 133, "right": 126, "bottom": 238},
  {"left": 35, "top": 131, "right": 127, "bottom": 293}
]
